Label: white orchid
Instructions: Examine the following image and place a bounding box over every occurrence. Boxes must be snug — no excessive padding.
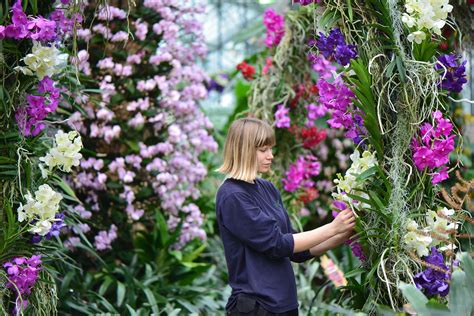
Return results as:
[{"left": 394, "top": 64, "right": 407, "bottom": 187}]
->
[
  {"left": 15, "top": 41, "right": 68, "bottom": 80},
  {"left": 426, "top": 208, "right": 459, "bottom": 246},
  {"left": 403, "top": 0, "right": 453, "bottom": 43},
  {"left": 403, "top": 206, "right": 459, "bottom": 256},
  {"left": 407, "top": 31, "right": 426, "bottom": 44},
  {"left": 403, "top": 231, "right": 433, "bottom": 257},
  {"left": 17, "top": 184, "right": 63, "bottom": 236},
  {"left": 40, "top": 130, "right": 83, "bottom": 174},
  {"left": 333, "top": 149, "right": 378, "bottom": 210}
]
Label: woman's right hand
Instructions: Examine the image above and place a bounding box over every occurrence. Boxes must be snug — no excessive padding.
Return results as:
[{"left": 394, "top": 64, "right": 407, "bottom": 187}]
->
[{"left": 330, "top": 209, "right": 356, "bottom": 234}]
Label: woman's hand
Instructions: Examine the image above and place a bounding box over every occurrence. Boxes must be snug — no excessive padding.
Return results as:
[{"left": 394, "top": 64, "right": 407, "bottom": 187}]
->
[
  {"left": 330, "top": 209, "right": 356, "bottom": 234},
  {"left": 335, "top": 229, "right": 354, "bottom": 244},
  {"left": 293, "top": 209, "right": 356, "bottom": 253}
]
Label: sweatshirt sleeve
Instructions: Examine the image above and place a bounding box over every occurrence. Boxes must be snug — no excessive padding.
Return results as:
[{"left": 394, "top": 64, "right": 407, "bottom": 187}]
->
[
  {"left": 219, "top": 192, "right": 294, "bottom": 259},
  {"left": 289, "top": 227, "right": 314, "bottom": 263},
  {"left": 272, "top": 184, "right": 314, "bottom": 263}
]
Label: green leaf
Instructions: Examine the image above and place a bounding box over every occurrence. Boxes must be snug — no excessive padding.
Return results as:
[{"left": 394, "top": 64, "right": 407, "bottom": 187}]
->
[
  {"left": 182, "top": 243, "right": 206, "bottom": 262},
  {"left": 143, "top": 288, "right": 160, "bottom": 315},
  {"left": 346, "top": 192, "right": 374, "bottom": 207},
  {"left": 319, "top": 8, "right": 341, "bottom": 29},
  {"left": 170, "top": 250, "right": 182, "bottom": 261},
  {"left": 116, "top": 281, "right": 126, "bottom": 307},
  {"left": 5, "top": 200, "right": 18, "bottom": 237},
  {"left": 155, "top": 210, "right": 169, "bottom": 247},
  {"left": 399, "top": 282, "right": 429, "bottom": 315},
  {"left": 395, "top": 55, "right": 406, "bottom": 83},
  {"left": 95, "top": 294, "right": 118, "bottom": 313},
  {"left": 125, "top": 139, "right": 140, "bottom": 152},
  {"left": 52, "top": 175, "right": 80, "bottom": 202},
  {"left": 0, "top": 170, "right": 18, "bottom": 176},
  {"left": 345, "top": 268, "right": 365, "bottom": 278},
  {"left": 355, "top": 166, "right": 378, "bottom": 182},
  {"left": 98, "top": 276, "right": 114, "bottom": 296},
  {"left": 180, "top": 261, "right": 208, "bottom": 269},
  {"left": 126, "top": 305, "right": 139, "bottom": 316},
  {"left": 449, "top": 270, "right": 472, "bottom": 316},
  {"left": 176, "top": 299, "right": 200, "bottom": 313},
  {"left": 28, "top": 0, "right": 37, "bottom": 14},
  {"left": 376, "top": 305, "right": 397, "bottom": 316},
  {"left": 425, "top": 300, "right": 451, "bottom": 315},
  {"left": 369, "top": 190, "right": 387, "bottom": 210},
  {"left": 59, "top": 271, "right": 75, "bottom": 296},
  {"left": 347, "top": 0, "right": 353, "bottom": 22}
]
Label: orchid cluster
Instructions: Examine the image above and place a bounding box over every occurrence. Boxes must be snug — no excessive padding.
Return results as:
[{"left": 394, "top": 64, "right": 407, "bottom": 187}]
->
[
  {"left": 67, "top": 1, "right": 217, "bottom": 250},
  {"left": 94, "top": 224, "right": 118, "bottom": 251},
  {"left": 275, "top": 104, "right": 291, "bottom": 128},
  {"left": 0, "top": 0, "right": 80, "bottom": 41},
  {"left": 282, "top": 154, "right": 321, "bottom": 192},
  {"left": 313, "top": 28, "right": 357, "bottom": 66},
  {"left": 263, "top": 8, "right": 285, "bottom": 48},
  {"left": 402, "top": 0, "right": 453, "bottom": 43},
  {"left": 40, "top": 130, "right": 83, "bottom": 176},
  {"left": 3, "top": 255, "right": 42, "bottom": 314},
  {"left": 236, "top": 61, "right": 256, "bottom": 81},
  {"left": 15, "top": 76, "right": 61, "bottom": 137},
  {"left": 307, "top": 54, "right": 335, "bottom": 80},
  {"left": 4, "top": 0, "right": 75, "bottom": 137},
  {"left": 411, "top": 110, "right": 455, "bottom": 185},
  {"left": 413, "top": 247, "right": 451, "bottom": 297},
  {"left": 294, "top": 0, "right": 320, "bottom": 5},
  {"left": 15, "top": 41, "right": 68, "bottom": 80},
  {"left": 307, "top": 37, "right": 366, "bottom": 145},
  {"left": 332, "top": 149, "right": 378, "bottom": 210},
  {"left": 435, "top": 54, "right": 468, "bottom": 94},
  {"left": 317, "top": 78, "right": 366, "bottom": 145},
  {"left": 17, "top": 184, "right": 63, "bottom": 236},
  {"left": 403, "top": 207, "right": 458, "bottom": 257},
  {"left": 31, "top": 212, "right": 66, "bottom": 244},
  {"left": 300, "top": 126, "right": 327, "bottom": 148}
]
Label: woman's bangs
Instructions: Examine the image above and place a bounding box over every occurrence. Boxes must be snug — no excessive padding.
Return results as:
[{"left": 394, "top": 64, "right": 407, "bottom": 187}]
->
[{"left": 255, "top": 124, "right": 275, "bottom": 148}]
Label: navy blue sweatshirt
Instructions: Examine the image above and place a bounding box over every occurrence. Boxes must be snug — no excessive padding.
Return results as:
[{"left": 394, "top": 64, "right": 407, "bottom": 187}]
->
[{"left": 216, "top": 177, "right": 313, "bottom": 313}]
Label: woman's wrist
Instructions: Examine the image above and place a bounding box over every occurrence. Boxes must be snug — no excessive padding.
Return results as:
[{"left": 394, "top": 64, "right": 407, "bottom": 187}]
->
[{"left": 326, "top": 222, "right": 339, "bottom": 237}]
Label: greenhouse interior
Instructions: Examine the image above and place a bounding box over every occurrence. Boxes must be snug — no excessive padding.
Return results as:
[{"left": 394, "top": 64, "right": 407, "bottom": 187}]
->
[{"left": 0, "top": 0, "right": 473, "bottom": 315}]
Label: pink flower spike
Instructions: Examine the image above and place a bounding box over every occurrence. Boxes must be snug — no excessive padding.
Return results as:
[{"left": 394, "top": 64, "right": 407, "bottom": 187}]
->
[
  {"left": 274, "top": 104, "right": 291, "bottom": 128},
  {"left": 413, "top": 146, "right": 435, "bottom": 170},
  {"left": 419, "top": 123, "right": 434, "bottom": 145},
  {"left": 435, "top": 118, "right": 453, "bottom": 137},
  {"left": 431, "top": 166, "right": 449, "bottom": 184},
  {"left": 432, "top": 110, "right": 443, "bottom": 121}
]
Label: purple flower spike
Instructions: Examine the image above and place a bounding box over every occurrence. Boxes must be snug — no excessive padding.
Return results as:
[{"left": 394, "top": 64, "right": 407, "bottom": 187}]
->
[
  {"left": 3, "top": 255, "right": 42, "bottom": 313},
  {"left": 414, "top": 247, "right": 450, "bottom": 297},
  {"left": 435, "top": 54, "right": 467, "bottom": 94},
  {"left": 315, "top": 28, "right": 357, "bottom": 66}
]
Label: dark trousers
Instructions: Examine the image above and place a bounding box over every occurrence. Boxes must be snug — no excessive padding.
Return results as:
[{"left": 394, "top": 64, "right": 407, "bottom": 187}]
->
[{"left": 227, "top": 295, "right": 298, "bottom": 316}]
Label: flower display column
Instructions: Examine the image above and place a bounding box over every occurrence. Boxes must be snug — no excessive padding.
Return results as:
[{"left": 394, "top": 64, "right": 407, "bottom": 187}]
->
[
  {"left": 58, "top": 1, "right": 219, "bottom": 313},
  {"left": 0, "top": 0, "right": 83, "bottom": 314},
  {"left": 247, "top": 1, "right": 473, "bottom": 313}
]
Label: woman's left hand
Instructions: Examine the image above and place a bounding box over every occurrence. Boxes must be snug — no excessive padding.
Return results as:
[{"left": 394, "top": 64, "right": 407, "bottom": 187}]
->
[{"left": 335, "top": 230, "right": 354, "bottom": 244}]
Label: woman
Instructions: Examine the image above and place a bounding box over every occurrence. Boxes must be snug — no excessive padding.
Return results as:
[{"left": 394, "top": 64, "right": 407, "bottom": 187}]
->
[{"left": 216, "top": 118, "right": 356, "bottom": 316}]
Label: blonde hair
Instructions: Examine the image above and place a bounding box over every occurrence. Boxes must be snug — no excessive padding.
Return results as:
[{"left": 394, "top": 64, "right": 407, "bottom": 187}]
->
[{"left": 217, "top": 118, "right": 275, "bottom": 182}]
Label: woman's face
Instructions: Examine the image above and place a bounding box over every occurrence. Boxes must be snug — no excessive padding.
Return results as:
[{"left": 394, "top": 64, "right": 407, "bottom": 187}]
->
[{"left": 256, "top": 145, "right": 274, "bottom": 173}]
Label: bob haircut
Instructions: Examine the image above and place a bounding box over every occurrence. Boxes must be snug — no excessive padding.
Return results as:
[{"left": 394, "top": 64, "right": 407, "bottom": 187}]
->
[{"left": 217, "top": 118, "right": 275, "bottom": 182}]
